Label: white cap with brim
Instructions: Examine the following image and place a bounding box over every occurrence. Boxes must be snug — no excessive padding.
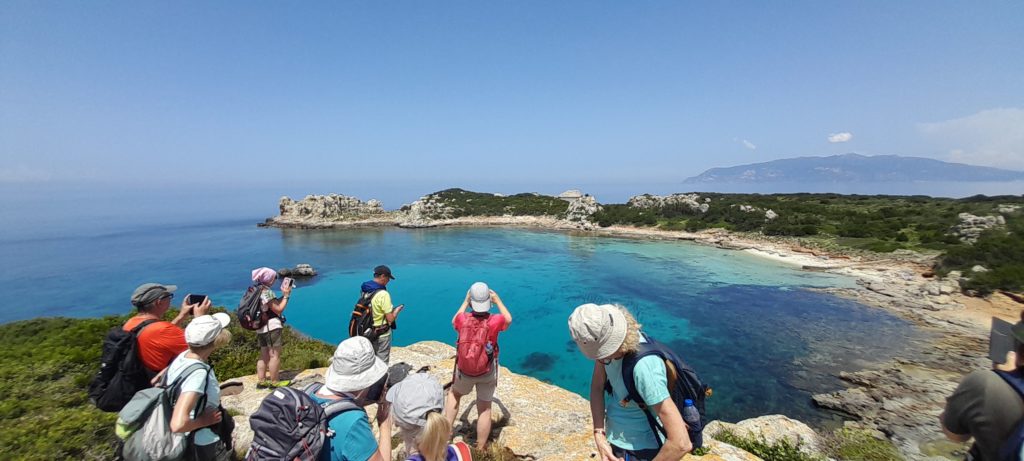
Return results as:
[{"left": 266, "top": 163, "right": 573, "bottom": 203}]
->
[
  {"left": 325, "top": 336, "right": 389, "bottom": 393},
  {"left": 185, "top": 313, "right": 231, "bottom": 347},
  {"left": 469, "top": 282, "right": 491, "bottom": 313},
  {"left": 568, "top": 303, "right": 627, "bottom": 360},
  {"left": 386, "top": 372, "right": 445, "bottom": 428}
]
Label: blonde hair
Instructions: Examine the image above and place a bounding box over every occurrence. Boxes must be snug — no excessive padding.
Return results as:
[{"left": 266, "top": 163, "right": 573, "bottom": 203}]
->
[
  {"left": 191, "top": 329, "right": 232, "bottom": 355},
  {"left": 415, "top": 411, "right": 452, "bottom": 461},
  {"left": 614, "top": 304, "right": 642, "bottom": 355}
]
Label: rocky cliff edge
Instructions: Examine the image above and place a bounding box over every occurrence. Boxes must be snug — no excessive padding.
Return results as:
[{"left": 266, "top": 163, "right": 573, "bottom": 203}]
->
[{"left": 221, "top": 341, "right": 831, "bottom": 461}]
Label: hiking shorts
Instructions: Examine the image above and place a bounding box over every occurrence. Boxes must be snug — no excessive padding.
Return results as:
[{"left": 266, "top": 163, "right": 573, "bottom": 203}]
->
[
  {"left": 371, "top": 332, "right": 392, "bottom": 363},
  {"left": 611, "top": 444, "right": 659, "bottom": 461},
  {"left": 257, "top": 329, "right": 283, "bottom": 348},
  {"left": 452, "top": 366, "right": 498, "bottom": 401}
]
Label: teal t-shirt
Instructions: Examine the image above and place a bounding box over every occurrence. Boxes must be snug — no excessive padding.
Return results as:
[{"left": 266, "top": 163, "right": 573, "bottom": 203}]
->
[
  {"left": 308, "top": 394, "right": 377, "bottom": 461},
  {"left": 604, "top": 353, "right": 671, "bottom": 450}
]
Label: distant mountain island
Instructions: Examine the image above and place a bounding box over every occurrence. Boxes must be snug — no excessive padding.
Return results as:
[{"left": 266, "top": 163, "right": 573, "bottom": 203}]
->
[{"left": 684, "top": 154, "right": 1024, "bottom": 184}]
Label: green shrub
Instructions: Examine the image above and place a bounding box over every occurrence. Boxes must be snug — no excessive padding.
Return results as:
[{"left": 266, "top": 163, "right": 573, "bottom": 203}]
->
[{"left": 823, "top": 428, "right": 905, "bottom": 461}]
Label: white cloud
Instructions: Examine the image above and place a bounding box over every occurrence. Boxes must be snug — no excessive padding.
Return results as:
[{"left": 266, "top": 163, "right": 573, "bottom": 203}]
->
[
  {"left": 918, "top": 108, "right": 1024, "bottom": 170},
  {"left": 733, "top": 138, "right": 757, "bottom": 150},
  {"left": 828, "top": 132, "right": 853, "bottom": 143}
]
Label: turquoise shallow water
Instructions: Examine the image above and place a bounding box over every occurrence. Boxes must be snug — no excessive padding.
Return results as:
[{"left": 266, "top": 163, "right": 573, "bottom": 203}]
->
[{"left": 2, "top": 223, "right": 919, "bottom": 425}]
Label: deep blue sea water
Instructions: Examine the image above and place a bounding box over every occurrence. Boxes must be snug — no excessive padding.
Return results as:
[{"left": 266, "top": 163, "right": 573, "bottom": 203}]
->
[{"left": 1, "top": 202, "right": 923, "bottom": 425}]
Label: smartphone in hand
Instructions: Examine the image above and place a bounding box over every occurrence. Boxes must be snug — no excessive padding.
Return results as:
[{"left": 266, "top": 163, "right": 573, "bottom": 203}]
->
[
  {"left": 186, "top": 294, "right": 208, "bottom": 305},
  {"left": 282, "top": 277, "right": 295, "bottom": 290}
]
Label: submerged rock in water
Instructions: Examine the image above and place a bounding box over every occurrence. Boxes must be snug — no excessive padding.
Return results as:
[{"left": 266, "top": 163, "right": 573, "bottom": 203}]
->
[{"left": 520, "top": 351, "right": 557, "bottom": 372}]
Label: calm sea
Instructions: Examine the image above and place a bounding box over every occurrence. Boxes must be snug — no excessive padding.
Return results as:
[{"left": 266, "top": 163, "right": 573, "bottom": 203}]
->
[{"left": 0, "top": 184, "right": 930, "bottom": 426}]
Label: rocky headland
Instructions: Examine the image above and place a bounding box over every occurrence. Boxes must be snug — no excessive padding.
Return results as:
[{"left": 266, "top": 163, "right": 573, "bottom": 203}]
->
[{"left": 257, "top": 190, "right": 1024, "bottom": 460}]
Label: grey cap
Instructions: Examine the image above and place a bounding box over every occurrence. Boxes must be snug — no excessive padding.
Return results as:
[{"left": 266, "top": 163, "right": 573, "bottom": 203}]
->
[
  {"left": 385, "top": 372, "right": 445, "bottom": 428},
  {"left": 131, "top": 283, "right": 177, "bottom": 307}
]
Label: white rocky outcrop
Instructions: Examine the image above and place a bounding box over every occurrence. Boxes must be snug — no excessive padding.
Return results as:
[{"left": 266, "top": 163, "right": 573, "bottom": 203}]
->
[
  {"left": 263, "top": 194, "right": 394, "bottom": 228},
  {"left": 629, "top": 193, "right": 709, "bottom": 213},
  {"left": 564, "top": 195, "right": 602, "bottom": 230},
  {"left": 953, "top": 212, "right": 1006, "bottom": 243},
  {"left": 998, "top": 204, "right": 1021, "bottom": 214},
  {"left": 397, "top": 194, "right": 455, "bottom": 228}
]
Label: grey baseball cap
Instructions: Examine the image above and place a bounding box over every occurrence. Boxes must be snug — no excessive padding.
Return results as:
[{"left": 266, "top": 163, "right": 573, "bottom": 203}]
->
[
  {"left": 131, "top": 283, "right": 177, "bottom": 307},
  {"left": 385, "top": 372, "right": 445, "bottom": 428}
]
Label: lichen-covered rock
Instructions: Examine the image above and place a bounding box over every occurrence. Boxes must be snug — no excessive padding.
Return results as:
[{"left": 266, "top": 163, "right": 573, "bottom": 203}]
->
[{"left": 705, "top": 415, "right": 824, "bottom": 457}]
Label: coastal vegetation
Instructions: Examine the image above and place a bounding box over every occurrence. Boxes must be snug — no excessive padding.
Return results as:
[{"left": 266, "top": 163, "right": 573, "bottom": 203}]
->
[
  {"left": 421, "top": 188, "right": 570, "bottom": 217},
  {"left": 0, "top": 309, "right": 331, "bottom": 460},
  {"left": 588, "top": 193, "right": 1024, "bottom": 294}
]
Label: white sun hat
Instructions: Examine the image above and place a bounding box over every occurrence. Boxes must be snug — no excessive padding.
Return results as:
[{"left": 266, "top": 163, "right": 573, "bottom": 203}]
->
[{"left": 325, "top": 336, "right": 389, "bottom": 393}]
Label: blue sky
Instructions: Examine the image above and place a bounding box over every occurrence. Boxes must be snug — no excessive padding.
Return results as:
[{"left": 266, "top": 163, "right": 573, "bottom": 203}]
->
[{"left": 1, "top": 2, "right": 1022, "bottom": 190}]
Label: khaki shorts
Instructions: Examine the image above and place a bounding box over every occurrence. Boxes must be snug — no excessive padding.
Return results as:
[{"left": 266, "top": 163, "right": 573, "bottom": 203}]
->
[
  {"left": 451, "top": 366, "right": 498, "bottom": 402},
  {"left": 257, "top": 328, "right": 283, "bottom": 348}
]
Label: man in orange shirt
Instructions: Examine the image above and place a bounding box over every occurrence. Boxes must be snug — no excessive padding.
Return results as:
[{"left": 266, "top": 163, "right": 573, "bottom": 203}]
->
[{"left": 122, "top": 283, "right": 211, "bottom": 373}]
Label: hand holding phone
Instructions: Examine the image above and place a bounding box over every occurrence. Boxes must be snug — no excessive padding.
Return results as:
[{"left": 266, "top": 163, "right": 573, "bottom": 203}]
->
[
  {"left": 186, "top": 294, "right": 208, "bottom": 306},
  {"left": 281, "top": 277, "right": 295, "bottom": 293}
]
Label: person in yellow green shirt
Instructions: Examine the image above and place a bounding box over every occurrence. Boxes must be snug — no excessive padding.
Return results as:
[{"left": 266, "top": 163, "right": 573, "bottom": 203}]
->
[{"left": 359, "top": 265, "right": 404, "bottom": 363}]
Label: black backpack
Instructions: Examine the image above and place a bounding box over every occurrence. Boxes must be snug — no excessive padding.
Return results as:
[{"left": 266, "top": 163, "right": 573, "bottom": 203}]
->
[
  {"left": 994, "top": 370, "right": 1024, "bottom": 461},
  {"left": 237, "top": 285, "right": 267, "bottom": 330},
  {"left": 89, "top": 319, "right": 159, "bottom": 412},
  {"left": 348, "top": 289, "right": 384, "bottom": 339},
  {"left": 607, "top": 332, "right": 711, "bottom": 449},
  {"left": 245, "top": 382, "right": 360, "bottom": 461}
]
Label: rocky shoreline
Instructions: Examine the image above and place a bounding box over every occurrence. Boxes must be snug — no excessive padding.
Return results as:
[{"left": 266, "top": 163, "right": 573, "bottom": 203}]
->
[{"left": 259, "top": 192, "right": 1022, "bottom": 460}]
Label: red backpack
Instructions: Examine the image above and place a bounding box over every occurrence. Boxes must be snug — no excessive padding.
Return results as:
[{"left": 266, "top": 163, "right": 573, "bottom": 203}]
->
[{"left": 456, "top": 314, "right": 495, "bottom": 377}]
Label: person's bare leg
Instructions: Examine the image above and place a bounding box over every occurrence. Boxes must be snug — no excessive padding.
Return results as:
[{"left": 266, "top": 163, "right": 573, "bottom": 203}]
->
[
  {"left": 475, "top": 400, "right": 493, "bottom": 451},
  {"left": 257, "top": 347, "right": 269, "bottom": 381},
  {"left": 445, "top": 389, "right": 463, "bottom": 428},
  {"left": 268, "top": 346, "right": 282, "bottom": 382}
]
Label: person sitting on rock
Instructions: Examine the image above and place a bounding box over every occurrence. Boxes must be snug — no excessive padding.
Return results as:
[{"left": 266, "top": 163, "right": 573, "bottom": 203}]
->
[
  {"left": 308, "top": 336, "right": 394, "bottom": 461},
  {"left": 444, "top": 282, "right": 512, "bottom": 451},
  {"left": 388, "top": 372, "right": 472, "bottom": 461},
  {"left": 568, "top": 303, "right": 692, "bottom": 461},
  {"left": 252, "top": 267, "right": 292, "bottom": 388},
  {"left": 941, "top": 317, "right": 1024, "bottom": 461}
]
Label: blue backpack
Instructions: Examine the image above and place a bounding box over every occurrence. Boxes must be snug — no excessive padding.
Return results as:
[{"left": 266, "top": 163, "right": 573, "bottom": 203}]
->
[
  {"left": 606, "top": 332, "right": 711, "bottom": 449},
  {"left": 994, "top": 370, "right": 1024, "bottom": 461}
]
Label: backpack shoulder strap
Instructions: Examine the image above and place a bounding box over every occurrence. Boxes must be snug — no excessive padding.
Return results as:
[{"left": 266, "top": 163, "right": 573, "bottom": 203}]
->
[
  {"left": 322, "top": 398, "right": 361, "bottom": 419},
  {"left": 995, "top": 370, "right": 1024, "bottom": 398},
  {"left": 620, "top": 332, "right": 668, "bottom": 447},
  {"left": 130, "top": 318, "right": 160, "bottom": 335},
  {"left": 303, "top": 382, "right": 363, "bottom": 419},
  {"left": 450, "top": 441, "right": 473, "bottom": 461},
  {"left": 164, "top": 362, "right": 212, "bottom": 417}
]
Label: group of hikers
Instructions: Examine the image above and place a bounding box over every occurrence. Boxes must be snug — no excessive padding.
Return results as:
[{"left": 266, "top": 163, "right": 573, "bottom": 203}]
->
[{"left": 91, "top": 263, "right": 708, "bottom": 461}]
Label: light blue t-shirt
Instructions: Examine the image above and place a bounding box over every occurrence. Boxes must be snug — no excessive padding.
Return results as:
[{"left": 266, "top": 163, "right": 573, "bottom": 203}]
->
[
  {"left": 308, "top": 393, "right": 377, "bottom": 461},
  {"left": 604, "top": 353, "right": 670, "bottom": 450},
  {"left": 166, "top": 352, "right": 220, "bottom": 446}
]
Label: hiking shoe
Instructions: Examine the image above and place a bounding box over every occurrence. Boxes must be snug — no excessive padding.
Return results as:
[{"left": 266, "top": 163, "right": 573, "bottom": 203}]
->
[
  {"left": 270, "top": 380, "right": 292, "bottom": 388},
  {"left": 256, "top": 380, "right": 271, "bottom": 389}
]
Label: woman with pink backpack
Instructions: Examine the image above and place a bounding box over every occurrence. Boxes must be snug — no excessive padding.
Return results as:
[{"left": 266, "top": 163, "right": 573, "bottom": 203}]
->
[{"left": 443, "top": 282, "right": 513, "bottom": 451}]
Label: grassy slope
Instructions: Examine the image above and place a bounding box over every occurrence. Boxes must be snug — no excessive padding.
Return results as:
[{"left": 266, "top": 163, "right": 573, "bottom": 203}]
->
[{"left": 0, "top": 308, "right": 333, "bottom": 461}]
